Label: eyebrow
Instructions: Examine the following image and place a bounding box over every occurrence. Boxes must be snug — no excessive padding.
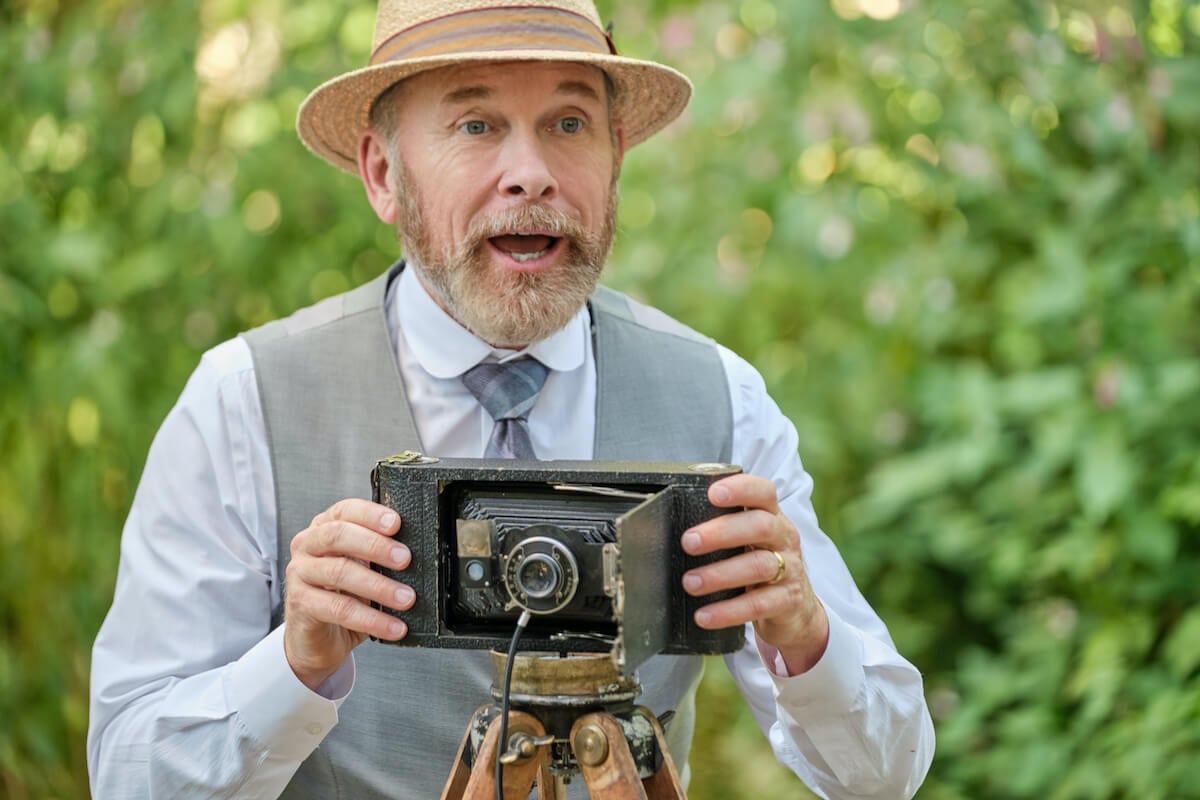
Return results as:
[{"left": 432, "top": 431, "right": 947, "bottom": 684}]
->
[
  {"left": 554, "top": 80, "right": 601, "bottom": 103},
  {"left": 439, "top": 80, "right": 602, "bottom": 107},
  {"left": 441, "top": 85, "right": 492, "bottom": 106}
]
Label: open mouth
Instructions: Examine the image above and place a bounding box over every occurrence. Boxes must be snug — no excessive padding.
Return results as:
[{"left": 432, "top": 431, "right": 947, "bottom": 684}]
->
[{"left": 488, "top": 233, "right": 562, "bottom": 264}]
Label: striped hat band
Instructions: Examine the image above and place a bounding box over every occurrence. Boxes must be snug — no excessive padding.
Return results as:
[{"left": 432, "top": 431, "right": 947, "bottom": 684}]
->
[{"left": 370, "top": 6, "right": 617, "bottom": 65}]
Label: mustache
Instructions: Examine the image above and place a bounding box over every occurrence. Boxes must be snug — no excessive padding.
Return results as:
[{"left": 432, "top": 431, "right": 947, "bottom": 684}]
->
[{"left": 461, "top": 204, "right": 599, "bottom": 251}]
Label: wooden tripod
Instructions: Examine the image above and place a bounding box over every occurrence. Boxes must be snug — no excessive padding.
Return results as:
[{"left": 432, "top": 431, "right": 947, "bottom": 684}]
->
[
  {"left": 441, "top": 705, "right": 686, "bottom": 799},
  {"left": 440, "top": 652, "right": 688, "bottom": 799}
]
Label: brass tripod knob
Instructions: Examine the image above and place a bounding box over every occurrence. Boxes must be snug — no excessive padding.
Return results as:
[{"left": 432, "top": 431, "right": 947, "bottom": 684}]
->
[{"left": 572, "top": 723, "right": 609, "bottom": 767}]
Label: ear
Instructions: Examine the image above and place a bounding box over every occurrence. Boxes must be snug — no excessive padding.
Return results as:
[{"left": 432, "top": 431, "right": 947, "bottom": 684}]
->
[
  {"left": 613, "top": 120, "right": 627, "bottom": 177},
  {"left": 358, "top": 130, "right": 397, "bottom": 224}
]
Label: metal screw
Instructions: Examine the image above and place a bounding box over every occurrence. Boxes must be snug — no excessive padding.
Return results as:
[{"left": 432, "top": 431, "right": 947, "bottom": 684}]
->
[{"left": 498, "top": 732, "right": 553, "bottom": 765}]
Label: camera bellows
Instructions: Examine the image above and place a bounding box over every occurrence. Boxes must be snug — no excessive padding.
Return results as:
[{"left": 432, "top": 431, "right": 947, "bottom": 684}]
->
[{"left": 461, "top": 357, "right": 550, "bottom": 459}]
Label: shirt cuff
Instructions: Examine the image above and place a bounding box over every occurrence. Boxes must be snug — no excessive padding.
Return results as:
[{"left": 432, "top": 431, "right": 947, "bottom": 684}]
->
[
  {"left": 755, "top": 603, "right": 866, "bottom": 715},
  {"left": 228, "top": 624, "right": 356, "bottom": 762}
]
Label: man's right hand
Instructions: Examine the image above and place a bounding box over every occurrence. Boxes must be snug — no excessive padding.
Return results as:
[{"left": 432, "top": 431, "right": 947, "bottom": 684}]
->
[{"left": 283, "top": 499, "right": 413, "bottom": 691}]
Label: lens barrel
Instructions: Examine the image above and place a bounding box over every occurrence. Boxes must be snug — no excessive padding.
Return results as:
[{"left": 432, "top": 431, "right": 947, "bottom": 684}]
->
[{"left": 503, "top": 534, "right": 579, "bottom": 614}]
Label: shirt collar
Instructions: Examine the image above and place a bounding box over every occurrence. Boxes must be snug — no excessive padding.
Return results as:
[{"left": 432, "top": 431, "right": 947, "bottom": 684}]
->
[{"left": 393, "top": 264, "right": 588, "bottom": 379}]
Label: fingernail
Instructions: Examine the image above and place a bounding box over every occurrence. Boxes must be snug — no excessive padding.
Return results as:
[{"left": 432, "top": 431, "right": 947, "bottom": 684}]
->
[
  {"left": 391, "top": 547, "right": 408, "bottom": 567},
  {"left": 380, "top": 511, "right": 397, "bottom": 529},
  {"left": 712, "top": 485, "right": 731, "bottom": 504},
  {"left": 683, "top": 574, "right": 702, "bottom": 593},
  {"left": 682, "top": 531, "right": 701, "bottom": 552},
  {"left": 388, "top": 620, "right": 406, "bottom": 638},
  {"left": 695, "top": 609, "right": 712, "bottom": 628},
  {"left": 395, "top": 586, "right": 414, "bottom": 606}
]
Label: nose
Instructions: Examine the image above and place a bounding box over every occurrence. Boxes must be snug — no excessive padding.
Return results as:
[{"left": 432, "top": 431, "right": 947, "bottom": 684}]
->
[{"left": 498, "top": 129, "right": 557, "bottom": 201}]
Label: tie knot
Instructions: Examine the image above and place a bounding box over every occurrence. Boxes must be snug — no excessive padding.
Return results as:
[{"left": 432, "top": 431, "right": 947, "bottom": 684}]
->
[{"left": 461, "top": 357, "right": 550, "bottom": 423}]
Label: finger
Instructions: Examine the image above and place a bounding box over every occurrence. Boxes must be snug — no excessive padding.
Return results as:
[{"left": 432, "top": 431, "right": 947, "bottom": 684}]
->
[
  {"left": 311, "top": 499, "right": 401, "bottom": 536},
  {"left": 681, "top": 508, "right": 782, "bottom": 555},
  {"left": 294, "top": 519, "right": 411, "bottom": 569},
  {"left": 708, "top": 474, "right": 780, "bottom": 514},
  {"left": 682, "top": 549, "right": 791, "bottom": 596},
  {"left": 693, "top": 583, "right": 794, "bottom": 630},
  {"left": 289, "top": 583, "right": 410, "bottom": 641},
  {"left": 289, "top": 556, "right": 416, "bottom": 611}
]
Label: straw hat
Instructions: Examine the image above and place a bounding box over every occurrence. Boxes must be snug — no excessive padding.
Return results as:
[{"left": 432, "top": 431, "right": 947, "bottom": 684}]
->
[{"left": 297, "top": 0, "right": 694, "bottom": 174}]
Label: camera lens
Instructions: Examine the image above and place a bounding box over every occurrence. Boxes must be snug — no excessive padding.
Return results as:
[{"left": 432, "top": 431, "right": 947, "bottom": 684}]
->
[
  {"left": 502, "top": 533, "right": 579, "bottom": 614},
  {"left": 515, "top": 553, "right": 561, "bottom": 599}
]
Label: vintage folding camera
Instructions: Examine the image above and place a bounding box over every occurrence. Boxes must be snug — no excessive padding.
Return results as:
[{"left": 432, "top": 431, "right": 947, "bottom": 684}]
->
[{"left": 371, "top": 453, "right": 746, "bottom": 675}]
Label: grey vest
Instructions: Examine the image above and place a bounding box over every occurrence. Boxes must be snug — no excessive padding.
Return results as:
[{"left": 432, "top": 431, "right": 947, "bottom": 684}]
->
[{"left": 242, "top": 266, "right": 733, "bottom": 799}]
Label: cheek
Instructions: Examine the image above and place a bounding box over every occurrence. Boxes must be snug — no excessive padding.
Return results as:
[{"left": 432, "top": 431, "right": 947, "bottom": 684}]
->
[
  {"left": 423, "top": 184, "right": 479, "bottom": 241},
  {"left": 563, "top": 163, "right": 614, "bottom": 219}
]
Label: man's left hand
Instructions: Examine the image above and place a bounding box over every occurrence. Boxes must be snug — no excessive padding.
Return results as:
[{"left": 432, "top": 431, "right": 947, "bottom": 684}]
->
[{"left": 680, "top": 473, "right": 830, "bottom": 674}]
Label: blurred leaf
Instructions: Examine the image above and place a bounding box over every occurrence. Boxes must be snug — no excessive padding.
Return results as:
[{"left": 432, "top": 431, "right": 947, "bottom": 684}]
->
[
  {"left": 1164, "top": 609, "right": 1200, "bottom": 680},
  {"left": 1075, "top": 425, "right": 1135, "bottom": 521}
]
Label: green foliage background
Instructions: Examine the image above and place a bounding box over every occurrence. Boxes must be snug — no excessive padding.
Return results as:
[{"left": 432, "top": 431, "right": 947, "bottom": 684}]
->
[{"left": 3, "top": 0, "right": 1199, "bottom": 797}]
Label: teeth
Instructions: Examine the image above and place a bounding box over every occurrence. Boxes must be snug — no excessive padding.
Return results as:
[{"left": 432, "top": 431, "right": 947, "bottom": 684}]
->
[{"left": 508, "top": 249, "right": 549, "bottom": 263}]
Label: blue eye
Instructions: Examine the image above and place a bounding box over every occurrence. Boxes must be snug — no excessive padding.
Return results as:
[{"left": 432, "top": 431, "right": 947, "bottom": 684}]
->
[
  {"left": 558, "top": 116, "right": 584, "bottom": 134},
  {"left": 461, "top": 120, "right": 488, "bottom": 135}
]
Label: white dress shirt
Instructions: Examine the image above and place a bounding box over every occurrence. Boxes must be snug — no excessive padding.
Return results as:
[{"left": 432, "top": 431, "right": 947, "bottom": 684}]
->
[{"left": 88, "top": 267, "right": 934, "bottom": 799}]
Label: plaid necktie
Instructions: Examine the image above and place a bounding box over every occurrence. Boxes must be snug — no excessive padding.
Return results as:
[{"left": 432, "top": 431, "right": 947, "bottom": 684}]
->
[{"left": 461, "top": 357, "right": 550, "bottom": 459}]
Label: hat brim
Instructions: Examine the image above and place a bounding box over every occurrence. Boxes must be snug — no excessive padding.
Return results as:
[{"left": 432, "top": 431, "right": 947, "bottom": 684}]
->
[{"left": 297, "top": 51, "right": 693, "bottom": 174}]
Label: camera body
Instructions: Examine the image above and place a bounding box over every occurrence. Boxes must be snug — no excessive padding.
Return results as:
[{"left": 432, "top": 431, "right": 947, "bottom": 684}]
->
[{"left": 371, "top": 454, "right": 746, "bottom": 675}]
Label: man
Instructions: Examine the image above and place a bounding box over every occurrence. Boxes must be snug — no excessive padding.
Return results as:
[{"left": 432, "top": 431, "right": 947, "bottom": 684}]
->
[{"left": 88, "top": 1, "right": 935, "bottom": 797}]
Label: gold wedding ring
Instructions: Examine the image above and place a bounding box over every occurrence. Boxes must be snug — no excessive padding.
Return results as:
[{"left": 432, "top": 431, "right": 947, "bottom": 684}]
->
[{"left": 767, "top": 549, "right": 786, "bottom": 585}]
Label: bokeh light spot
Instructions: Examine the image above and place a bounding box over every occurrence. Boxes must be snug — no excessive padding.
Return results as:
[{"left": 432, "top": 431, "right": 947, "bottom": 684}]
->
[
  {"left": 906, "top": 133, "right": 939, "bottom": 165},
  {"left": 830, "top": 0, "right": 863, "bottom": 21},
  {"left": 310, "top": 269, "right": 351, "bottom": 302},
  {"left": 50, "top": 122, "right": 88, "bottom": 173},
  {"left": 908, "top": 90, "right": 943, "bottom": 125},
  {"left": 60, "top": 187, "right": 95, "bottom": 229},
  {"left": 716, "top": 24, "right": 751, "bottom": 60},
  {"left": 339, "top": 6, "right": 377, "bottom": 58},
  {"left": 860, "top": 0, "right": 902, "bottom": 21},
  {"left": 129, "top": 114, "right": 165, "bottom": 188},
  {"left": 1032, "top": 104, "right": 1059, "bottom": 137},
  {"left": 621, "top": 189, "right": 657, "bottom": 229},
  {"left": 798, "top": 142, "right": 837, "bottom": 185},
  {"left": 740, "top": 0, "right": 777, "bottom": 34},
  {"left": 717, "top": 235, "right": 749, "bottom": 284},
  {"left": 48, "top": 279, "right": 80, "bottom": 319},
  {"left": 817, "top": 216, "right": 854, "bottom": 259},
  {"left": 1062, "top": 11, "right": 1099, "bottom": 55},
  {"left": 185, "top": 310, "right": 218, "bottom": 350},
  {"left": 67, "top": 396, "right": 100, "bottom": 447},
  {"left": 740, "top": 208, "right": 773, "bottom": 246},
  {"left": 1105, "top": 7, "right": 1136, "bottom": 37},
  {"left": 242, "top": 189, "right": 281, "bottom": 232},
  {"left": 21, "top": 114, "right": 59, "bottom": 172},
  {"left": 222, "top": 100, "right": 279, "bottom": 150}
]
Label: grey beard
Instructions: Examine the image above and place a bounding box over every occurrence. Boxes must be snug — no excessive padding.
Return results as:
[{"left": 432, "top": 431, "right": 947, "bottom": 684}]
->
[{"left": 394, "top": 180, "right": 618, "bottom": 348}]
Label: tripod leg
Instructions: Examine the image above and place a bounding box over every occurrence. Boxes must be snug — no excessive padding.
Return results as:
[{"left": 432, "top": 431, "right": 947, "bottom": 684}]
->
[
  {"left": 571, "top": 712, "right": 649, "bottom": 800},
  {"left": 638, "top": 709, "right": 687, "bottom": 799},
  {"left": 460, "top": 709, "right": 547, "bottom": 800},
  {"left": 442, "top": 705, "right": 496, "bottom": 800},
  {"left": 535, "top": 757, "right": 559, "bottom": 800}
]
